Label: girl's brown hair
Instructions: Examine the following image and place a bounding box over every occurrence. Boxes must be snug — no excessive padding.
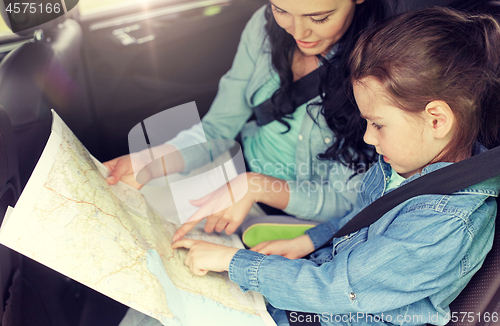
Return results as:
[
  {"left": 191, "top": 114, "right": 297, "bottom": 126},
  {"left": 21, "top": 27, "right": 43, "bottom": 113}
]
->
[{"left": 350, "top": 7, "right": 500, "bottom": 162}]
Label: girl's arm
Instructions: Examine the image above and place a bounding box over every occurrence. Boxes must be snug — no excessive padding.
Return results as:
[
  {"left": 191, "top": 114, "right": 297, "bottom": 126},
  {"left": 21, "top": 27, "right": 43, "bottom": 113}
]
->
[{"left": 175, "top": 197, "right": 495, "bottom": 318}]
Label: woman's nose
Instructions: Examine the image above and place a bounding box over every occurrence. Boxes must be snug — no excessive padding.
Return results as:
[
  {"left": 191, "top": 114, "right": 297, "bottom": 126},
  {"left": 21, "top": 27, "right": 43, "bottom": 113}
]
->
[{"left": 290, "top": 18, "right": 310, "bottom": 40}]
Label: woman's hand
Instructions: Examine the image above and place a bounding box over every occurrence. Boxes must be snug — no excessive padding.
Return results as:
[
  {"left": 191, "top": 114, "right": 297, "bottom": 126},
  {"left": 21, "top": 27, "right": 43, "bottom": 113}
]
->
[
  {"left": 172, "top": 239, "right": 239, "bottom": 276},
  {"left": 250, "top": 235, "right": 315, "bottom": 260},
  {"left": 103, "top": 144, "right": 184, "bottom": 190},
  {"left": 172, "top": 172, "right": 291, "bottom": 242},
  {"left": 103, "top": 152, "right": 150, "bottom": 190},
  {"left": 172, "top": 172, "right": 262, "bottom": 241}
]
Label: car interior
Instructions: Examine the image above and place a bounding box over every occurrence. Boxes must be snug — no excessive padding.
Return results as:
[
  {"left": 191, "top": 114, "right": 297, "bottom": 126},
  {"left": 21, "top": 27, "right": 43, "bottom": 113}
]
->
[{"left": 0, "top": 0, "right": 498, "bottom": 325}]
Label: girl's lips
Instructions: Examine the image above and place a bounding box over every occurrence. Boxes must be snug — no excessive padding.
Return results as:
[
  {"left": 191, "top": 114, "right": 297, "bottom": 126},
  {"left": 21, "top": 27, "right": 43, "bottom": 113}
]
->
[{"left": 296, "top": 40, "right": 320, "bottom": 48}]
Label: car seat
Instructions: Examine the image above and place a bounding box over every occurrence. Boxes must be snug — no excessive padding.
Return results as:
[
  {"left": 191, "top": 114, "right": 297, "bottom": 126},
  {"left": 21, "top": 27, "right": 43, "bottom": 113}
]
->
[
  {"left": 0, "top": 106, "right": 21, "bottom": 326},
  {"left": 0, "top": 5, "right": 96, "bottom": 189},
  {"left": 0, "top": 6, "right": 127, "bottom": 326}
]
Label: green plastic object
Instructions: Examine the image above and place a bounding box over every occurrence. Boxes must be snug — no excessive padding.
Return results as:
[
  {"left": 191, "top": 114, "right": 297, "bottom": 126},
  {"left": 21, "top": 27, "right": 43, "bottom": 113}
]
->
[{"left": 242, "top": 223, "right": 316, "bottom": 248}]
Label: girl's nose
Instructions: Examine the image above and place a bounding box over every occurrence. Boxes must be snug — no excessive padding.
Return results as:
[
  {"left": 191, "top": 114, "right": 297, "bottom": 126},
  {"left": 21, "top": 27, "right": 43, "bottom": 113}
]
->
[{"left": 363, "top": 127, "right": 377, "bottom": 146}]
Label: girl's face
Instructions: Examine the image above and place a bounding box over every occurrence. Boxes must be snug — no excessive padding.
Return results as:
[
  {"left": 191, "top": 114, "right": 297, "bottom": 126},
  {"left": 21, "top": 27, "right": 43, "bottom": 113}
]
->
[
  {"left": 270, "top": 0, "right": 364, "bottom": 56},
  {"left": 353, "top": 78, "right": 446, "bottom": 179}
]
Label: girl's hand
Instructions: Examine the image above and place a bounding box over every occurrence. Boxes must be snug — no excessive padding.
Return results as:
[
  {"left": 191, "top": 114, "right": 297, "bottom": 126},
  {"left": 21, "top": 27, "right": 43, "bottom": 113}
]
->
[
  {"left": 171, "top": 239, "right": 239, "bottom": 276},
  {"left": 250, "top": 235, "right": 315, "bottom": 260},
  {"left": 172, "top": 173, "right": 259, "bottom": 242}
]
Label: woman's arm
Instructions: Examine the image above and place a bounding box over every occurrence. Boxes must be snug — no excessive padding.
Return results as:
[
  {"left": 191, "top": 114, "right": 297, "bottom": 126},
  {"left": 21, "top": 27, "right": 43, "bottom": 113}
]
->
[
  {"left": 105, "top": 6, "right": 269, "bottom": 185},
  {"left": 166, "top": 6, "right": 268, "bottom": 173},
  {"left": 171, "top": 172, "right": 291, "bottom": 241}
]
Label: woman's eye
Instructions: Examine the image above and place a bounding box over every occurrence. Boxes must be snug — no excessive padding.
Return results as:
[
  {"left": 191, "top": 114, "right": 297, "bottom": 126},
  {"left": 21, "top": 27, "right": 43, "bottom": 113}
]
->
[
  {"left": 372, "top": 122, "right": 383, "bottom": 130},
  {"left": 310, "top": 16, "right": 330, "bottom": 24},
  {"left": 272, "top": 6, "right": 285, "bottom": 15}
]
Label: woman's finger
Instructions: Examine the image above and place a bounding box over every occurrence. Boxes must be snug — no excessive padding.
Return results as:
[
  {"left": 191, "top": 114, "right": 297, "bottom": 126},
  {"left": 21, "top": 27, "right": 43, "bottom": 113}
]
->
[
  {"left": 172, "top": 219, "right": 203, "bottom": 242},
  {"left": 214, "top": 218, "right": 229, "bottom": 233},
  {"left": 203, "top": 215, "right": 221, "bottom": 233},
  {"left": 189, "top": 190, "right": 214, "bottom": 207}
]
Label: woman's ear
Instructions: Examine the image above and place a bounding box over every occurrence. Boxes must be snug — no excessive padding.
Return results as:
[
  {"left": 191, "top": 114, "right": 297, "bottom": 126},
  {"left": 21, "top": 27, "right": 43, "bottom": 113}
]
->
[{"left": 424, "top": 100, "right": 455, "bottom": 140}]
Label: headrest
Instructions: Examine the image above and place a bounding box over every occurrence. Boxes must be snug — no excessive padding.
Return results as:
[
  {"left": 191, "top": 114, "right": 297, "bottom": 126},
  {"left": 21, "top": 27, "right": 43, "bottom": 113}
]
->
[{"left": 0, "top": 1, "right": 79, "bottom": 36}]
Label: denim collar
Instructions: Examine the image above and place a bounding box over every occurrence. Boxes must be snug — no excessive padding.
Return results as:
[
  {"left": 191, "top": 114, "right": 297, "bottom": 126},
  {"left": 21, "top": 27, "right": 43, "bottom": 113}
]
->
[
  {"left": 318, "top": 43, "right": 340, "bottom": 67},
  {"left": 377, "top": 143, "right": 499, "bottom": 196}
]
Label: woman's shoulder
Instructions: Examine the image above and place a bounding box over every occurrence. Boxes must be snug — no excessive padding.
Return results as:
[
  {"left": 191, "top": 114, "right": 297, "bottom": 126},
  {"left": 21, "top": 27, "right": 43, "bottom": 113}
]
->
[{"left": 241, "top": 5, "right": 269, "bottom": 45}]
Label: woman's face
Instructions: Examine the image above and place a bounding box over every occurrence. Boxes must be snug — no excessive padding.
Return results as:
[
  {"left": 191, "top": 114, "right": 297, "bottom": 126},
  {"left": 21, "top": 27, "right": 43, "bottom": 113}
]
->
[{"left": 270, "top": 0, "right": 364, "bottom": 56}]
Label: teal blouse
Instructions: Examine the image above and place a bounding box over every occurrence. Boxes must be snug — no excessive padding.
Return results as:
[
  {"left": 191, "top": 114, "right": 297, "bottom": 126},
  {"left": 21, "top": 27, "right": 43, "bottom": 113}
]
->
[{"left": 242, "top": 74, "right": 307, "bottom": 181}]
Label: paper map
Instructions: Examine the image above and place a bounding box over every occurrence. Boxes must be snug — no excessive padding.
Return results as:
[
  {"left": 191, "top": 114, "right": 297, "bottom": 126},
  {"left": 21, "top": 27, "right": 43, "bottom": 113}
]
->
[{"left": 0, "top": 111, "right": 275, "bottom": 326}]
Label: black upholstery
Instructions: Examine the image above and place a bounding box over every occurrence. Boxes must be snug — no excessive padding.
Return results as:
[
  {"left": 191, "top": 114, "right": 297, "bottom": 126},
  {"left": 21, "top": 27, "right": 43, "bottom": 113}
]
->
[
  {"left": 448, "top": 197, "right": 500, "bottom": 326},
  {"left": 0, "top": 106, "right": 21, "bottom": 325},
  {"left": 0, "top": 7, "right": 126, "bottom": 326},
  {"left": 0, "top": 17, "right": 95, "bottom": 188}
]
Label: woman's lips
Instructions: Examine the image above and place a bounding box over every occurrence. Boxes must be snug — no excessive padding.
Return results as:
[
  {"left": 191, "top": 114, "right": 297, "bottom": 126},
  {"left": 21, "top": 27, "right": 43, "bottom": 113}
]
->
[{"left": 296, "top": 40, "right": 320, "bottom": 48}]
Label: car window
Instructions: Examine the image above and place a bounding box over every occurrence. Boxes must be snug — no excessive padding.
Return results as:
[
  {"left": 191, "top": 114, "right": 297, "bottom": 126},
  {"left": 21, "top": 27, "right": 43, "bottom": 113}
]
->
[{"left": 79, "top": 0, "right": 161, "bottom": 16}]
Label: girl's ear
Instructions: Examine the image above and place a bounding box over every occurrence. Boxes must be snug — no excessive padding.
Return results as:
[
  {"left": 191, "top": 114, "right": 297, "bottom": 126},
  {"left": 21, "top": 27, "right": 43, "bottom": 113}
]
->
[{"left": 424, "top": 100, "right": 455, "bottom": 140}]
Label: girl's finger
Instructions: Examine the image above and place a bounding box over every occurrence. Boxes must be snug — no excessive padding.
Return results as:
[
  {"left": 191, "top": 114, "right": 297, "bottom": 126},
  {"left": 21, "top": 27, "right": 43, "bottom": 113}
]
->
[
  {"left": 193, "top": 268, "right": 208, "bottom": 276},
  {"left": 250, "top": 241, "right": 268, "bottom": 252},
  {"left": 171, "top": 238, "right": 197, "bottom": 249}
]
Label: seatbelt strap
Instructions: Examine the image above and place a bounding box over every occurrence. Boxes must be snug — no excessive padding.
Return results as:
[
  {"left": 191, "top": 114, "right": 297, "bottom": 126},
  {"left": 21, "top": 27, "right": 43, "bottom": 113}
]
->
[
  {"left": 318, "top": 145, "right": 500, "bottom": 248},
  {"left": 252, "top": 57, "right": 328, "bottom": 126}
]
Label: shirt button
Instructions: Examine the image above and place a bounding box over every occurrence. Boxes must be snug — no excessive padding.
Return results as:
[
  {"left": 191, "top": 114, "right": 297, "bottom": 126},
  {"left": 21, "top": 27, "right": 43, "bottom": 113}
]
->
[
  {"left": 324, "top": 137, "right": 331, "bottom": 144},
  {"left": 343, "top": 234, "right": 349, "bottom": 239},
  {"left": 385, "top": 176, "right": 390, "bottom": 182},
  {"left": 298, "top": 134, "right": 303, "bottom": 140},
  {"left": 349, "top": 292, "right": 356, "bottom": 301}
]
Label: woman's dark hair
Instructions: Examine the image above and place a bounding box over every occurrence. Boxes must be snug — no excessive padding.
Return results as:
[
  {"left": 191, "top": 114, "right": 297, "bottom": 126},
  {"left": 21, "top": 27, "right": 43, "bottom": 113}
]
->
[
  {"left": 350, "top": 7, "right": 500, "bottom": 162},
  {"left": 264, "top": 0, "right": 398, "bottom": 172}
]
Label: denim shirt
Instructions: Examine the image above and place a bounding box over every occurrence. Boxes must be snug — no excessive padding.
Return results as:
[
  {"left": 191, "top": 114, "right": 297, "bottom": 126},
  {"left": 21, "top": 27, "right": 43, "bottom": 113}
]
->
[
  {"left": 229, "top": 144, "right": 499, "bottom": 325},
  {"left": 167, "top": 5, "right": 363, "bottom": 222}
]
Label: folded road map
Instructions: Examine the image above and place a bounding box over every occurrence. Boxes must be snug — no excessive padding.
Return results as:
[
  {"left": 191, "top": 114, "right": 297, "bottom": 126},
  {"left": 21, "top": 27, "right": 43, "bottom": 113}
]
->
[{"left": 0, "top": 111, "right": 275, "bottom": 326}]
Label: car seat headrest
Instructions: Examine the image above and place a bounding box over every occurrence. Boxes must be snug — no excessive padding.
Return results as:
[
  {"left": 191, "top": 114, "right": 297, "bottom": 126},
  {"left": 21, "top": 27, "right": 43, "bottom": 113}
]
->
[{"left": 0, "top": 1, "right": 79, "bottom": 37}]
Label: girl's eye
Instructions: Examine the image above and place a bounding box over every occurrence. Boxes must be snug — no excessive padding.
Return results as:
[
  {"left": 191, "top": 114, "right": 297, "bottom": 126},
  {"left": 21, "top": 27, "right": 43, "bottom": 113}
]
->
[
  {"left": 372, "top": 122, "right": 383, "bottom": 130},
  {"left": 310, "top": 16, "right": 330, "bottom": 24}
]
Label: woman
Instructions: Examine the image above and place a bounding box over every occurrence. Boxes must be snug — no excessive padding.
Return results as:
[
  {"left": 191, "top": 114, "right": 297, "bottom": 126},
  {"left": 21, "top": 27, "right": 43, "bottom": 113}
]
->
[{"left": 105, "top": 0, "right": 397, "bottom": 243}]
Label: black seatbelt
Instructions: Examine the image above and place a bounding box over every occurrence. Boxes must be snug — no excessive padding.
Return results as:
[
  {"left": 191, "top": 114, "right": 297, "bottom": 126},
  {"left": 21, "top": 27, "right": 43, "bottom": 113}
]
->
[
  {"left": 285, "top": 145, "right": 500, "bottom": 326},
  {"left": 321, "top": 145, "right": 500, "bottom": 248},
  {"left": 252, "top": 56, "right": 328, "bottom": 126}
]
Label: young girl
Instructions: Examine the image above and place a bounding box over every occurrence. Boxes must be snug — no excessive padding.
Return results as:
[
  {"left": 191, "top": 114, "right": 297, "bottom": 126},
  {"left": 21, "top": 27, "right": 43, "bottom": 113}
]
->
[
  {"left": 105, "top": 0, "right": 397, "bottom": 243},
  {"left": 171, "top": 7, "right": 500, "bottom": 326}
]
